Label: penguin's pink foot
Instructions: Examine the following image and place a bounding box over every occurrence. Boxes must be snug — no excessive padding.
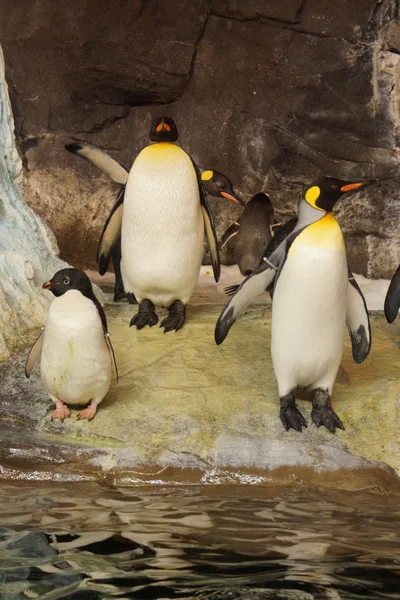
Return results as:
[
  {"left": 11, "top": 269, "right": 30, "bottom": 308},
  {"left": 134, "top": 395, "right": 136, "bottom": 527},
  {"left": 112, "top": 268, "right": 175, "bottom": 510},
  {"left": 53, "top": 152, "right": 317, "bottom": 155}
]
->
[
  {"left": 51, "top": 400, "right": 70, "bottom": 423},
  {"left": 77, "top": 400, "right": 98, "bottom": 421}
]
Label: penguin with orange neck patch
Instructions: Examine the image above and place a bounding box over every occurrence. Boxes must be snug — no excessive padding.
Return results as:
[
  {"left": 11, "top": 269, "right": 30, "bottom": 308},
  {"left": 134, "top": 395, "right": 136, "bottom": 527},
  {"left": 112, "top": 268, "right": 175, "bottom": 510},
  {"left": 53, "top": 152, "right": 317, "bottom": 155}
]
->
[{"left": 215, "top": 177, "right": 372, "bottom": 433}]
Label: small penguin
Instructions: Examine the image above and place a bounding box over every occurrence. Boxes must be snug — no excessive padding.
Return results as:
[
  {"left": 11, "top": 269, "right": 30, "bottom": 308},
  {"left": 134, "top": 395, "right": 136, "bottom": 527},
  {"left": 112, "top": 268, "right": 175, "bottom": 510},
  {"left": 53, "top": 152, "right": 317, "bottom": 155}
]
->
[
  {"left": 66, "top": 140, "right": 244, "bottom": 305},
  {"left": 215, "top": 178, "right": 371, "bottom": 433},
  {"left": 219, "top": 192, "right": 276, "bottom": 276},
  {"left": 384, "top": 265, "right": 400, "bottom": 323},
  {"left": 25, "top": 268, "right": 118, "bottom": 421},
  {"left": 66, "top": 118, "right": 245, "bottom": 331}
]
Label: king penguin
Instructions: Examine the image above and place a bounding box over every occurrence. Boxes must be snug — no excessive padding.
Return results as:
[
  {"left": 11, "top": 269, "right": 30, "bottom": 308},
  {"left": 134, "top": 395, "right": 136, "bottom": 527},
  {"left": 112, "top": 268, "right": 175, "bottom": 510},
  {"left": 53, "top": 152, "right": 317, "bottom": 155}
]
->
[
  {"left": 219, "top": 192, "right": 276, "bottom": 276},
  {"left": 215, "top": 178, "right": 372, "bottom": 433},
  {"left": 25, "top": 268, "right": 118, "bottom": 421},
  {"left": 66, "top": 130, "right": 244, "bottom": 314},
  {"left": 384, "top": 265, "right": 400, "bottom": 323}
]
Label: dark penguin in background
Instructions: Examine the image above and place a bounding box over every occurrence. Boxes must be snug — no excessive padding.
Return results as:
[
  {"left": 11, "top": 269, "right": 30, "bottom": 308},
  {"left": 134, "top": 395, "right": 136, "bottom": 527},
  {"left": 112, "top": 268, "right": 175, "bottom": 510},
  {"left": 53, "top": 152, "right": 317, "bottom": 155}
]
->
[
  {"left": 216, "top": 177, "right": 371, "bottom": 434},
  {"left": 219, "top": 192, "right": 276, "bottom": 276},
  {"left": 25, "top": 268, "right": 118, "bottom": 422},
  {"left": 66, "top": 139, "right": 244, "bottom": 305},
  {"left": 385, "top": 265, "right": 400, "bottom": 323}
]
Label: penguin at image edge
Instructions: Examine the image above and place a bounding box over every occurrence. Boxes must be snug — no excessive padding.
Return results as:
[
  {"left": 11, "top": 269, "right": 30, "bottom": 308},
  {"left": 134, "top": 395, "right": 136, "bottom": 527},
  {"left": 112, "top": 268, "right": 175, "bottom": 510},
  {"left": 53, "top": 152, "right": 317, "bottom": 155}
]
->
[
  {"left": 384, "top": 265, "right": 400, "bottom": 323},
  {"left": 66, "top": 135, "right": 245, "bottom": 306},
  {"left": 25, "top": 268, "right": 118, "bottom": 422},
  {"left": 215, "top": 177, "right": 372, "bottom": 434}
]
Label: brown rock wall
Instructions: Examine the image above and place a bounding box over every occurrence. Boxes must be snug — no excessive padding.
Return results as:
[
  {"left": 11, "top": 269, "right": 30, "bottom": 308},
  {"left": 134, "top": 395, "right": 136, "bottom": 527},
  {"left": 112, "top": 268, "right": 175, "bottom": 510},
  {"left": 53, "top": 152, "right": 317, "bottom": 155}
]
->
[{"left": 1, "top": 0, "right": 399, "bottom": 275}]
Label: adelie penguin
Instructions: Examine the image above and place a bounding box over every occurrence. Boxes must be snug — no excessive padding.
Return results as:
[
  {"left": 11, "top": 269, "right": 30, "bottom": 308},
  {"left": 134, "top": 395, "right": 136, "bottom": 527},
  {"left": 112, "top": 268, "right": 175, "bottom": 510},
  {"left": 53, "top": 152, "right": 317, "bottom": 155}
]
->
[
  {"left": 25, "top": 268, "right": 118, "bottom": 421},
  {"left": 384, "top": 265, "right": 400, "bottom": 324},
  {"left": 219, "top": 192, "right": 277, "bottom": 276},
  {"left": 215, "top": 178, "right": 372, "bottom": 433},
  {"left": 66, "top": 117, "right": 245, "bottom": 331}
]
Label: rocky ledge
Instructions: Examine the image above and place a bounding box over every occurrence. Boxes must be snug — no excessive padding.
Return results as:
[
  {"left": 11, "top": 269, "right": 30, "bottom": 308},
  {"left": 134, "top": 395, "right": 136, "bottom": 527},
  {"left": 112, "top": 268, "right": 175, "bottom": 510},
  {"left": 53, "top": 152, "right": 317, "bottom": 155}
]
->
[{"left": 0, "top": 268, "right": 399, "bottom": 493}]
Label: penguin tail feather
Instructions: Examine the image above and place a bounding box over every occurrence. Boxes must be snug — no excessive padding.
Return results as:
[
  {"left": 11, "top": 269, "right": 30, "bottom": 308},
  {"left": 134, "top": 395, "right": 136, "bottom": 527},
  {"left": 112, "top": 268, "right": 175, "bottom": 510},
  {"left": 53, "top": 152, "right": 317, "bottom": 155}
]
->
[{"left": 224, "top": 284, "right": 240, "bottom": 296}]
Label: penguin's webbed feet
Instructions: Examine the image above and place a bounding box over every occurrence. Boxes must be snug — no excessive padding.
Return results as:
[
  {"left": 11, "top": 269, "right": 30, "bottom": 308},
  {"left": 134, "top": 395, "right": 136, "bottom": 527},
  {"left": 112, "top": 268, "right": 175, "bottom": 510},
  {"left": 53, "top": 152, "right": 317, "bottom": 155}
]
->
[
  {"left": 280, "top": 393, "right": 307, "bottom": 432},
  {"left": 77, "top": 400, "right": 98, "bottom": 421},
  {"left": 51, "top": 400, "right": 70, "bottom": 423},
  {"left": 311, "top": 388, "right": 344, "bottom": 434},
  {"left": 130, "top": 299, "right": 159, "bottom": 329},
  {"left": 160, "top": 300, "right": 186, "bottom": 333}
]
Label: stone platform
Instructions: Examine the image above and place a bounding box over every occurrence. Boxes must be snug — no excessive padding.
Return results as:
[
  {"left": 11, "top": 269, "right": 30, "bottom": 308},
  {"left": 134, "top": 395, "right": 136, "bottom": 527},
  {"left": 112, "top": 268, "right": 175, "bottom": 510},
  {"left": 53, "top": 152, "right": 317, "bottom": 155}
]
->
[{"left": 0, "top": 268, "right": 399, "bottom": 492}]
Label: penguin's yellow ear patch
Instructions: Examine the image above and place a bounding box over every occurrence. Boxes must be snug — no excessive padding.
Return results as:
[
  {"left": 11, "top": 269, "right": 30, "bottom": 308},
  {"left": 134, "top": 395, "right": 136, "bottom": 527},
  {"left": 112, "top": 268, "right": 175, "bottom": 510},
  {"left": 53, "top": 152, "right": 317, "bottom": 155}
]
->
[
  {"left": 305, "top": 186, "right": 321, "bottom": 208},
  {"left": 201, "top": 170, "right": 213, "bottom": 181}
]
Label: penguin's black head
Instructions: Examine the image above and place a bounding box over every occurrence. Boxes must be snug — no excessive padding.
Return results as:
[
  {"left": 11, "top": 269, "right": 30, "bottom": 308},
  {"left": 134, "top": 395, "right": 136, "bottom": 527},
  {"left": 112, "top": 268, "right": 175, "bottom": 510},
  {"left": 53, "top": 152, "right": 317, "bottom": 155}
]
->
[
  {"left": 42, "top": 268, "right": 93, "bottom": 297},
  {"left": 201, "top": 170, "right": 247, "bottom": 208},
  {"left": 149, "top": 117, "right": 178, "bottom": 142},
  {"left": 304, "top": 177, "right": 365, "bottom": 212}
]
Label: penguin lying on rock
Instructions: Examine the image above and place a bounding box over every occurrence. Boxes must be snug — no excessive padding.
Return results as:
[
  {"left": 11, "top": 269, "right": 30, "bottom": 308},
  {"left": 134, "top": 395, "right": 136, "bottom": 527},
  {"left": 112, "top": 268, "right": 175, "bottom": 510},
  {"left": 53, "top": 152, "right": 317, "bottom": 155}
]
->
[
  {"left": 66, "top": 122, "right": 244, "bottom": 315},
  {"left": 25, "top": 268, "right": 118, "bottom": 422},
  {"left": 384, "top": 265, "right": 400, "bottom": 323},
  {"left": 216, "top": 178, "right": 372, "bottom": 434},
  {"left": 219, "top": 192, "right": 278, "bottom": 276}
]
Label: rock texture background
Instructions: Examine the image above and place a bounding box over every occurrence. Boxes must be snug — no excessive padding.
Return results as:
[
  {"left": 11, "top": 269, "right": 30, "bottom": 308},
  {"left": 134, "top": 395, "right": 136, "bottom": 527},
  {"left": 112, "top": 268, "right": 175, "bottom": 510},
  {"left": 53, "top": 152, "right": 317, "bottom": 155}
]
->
[
  {"left": 0, "top": 45, "right": 66, "bottom": 360},
  {"left": 1, "top": 0, "right": 400, "bottom": 276}
]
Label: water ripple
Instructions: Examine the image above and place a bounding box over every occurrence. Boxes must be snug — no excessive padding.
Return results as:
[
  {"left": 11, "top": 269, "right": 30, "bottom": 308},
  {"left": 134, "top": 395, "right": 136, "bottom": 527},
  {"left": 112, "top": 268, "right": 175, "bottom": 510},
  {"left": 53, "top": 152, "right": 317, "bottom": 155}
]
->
[{"left": 0, "top": 483, "right": 399, "bottom": 599}]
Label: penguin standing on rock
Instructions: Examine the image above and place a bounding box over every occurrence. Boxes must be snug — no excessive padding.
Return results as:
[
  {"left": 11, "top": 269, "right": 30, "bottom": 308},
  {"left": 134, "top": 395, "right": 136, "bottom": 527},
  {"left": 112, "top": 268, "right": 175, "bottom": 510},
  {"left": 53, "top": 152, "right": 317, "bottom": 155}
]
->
[
  {"left": 215, "top": 178, "right": 372, "bottom": 433},
  {"left": 66, "top": 131, "right": 244, "bottom": 312},
  {"left": 67, "top": 118, "right": 245, "bottom": 331},
  {"left": 219, "top": 192, "right": 277, "bottom": 276},
  {"left": 25, "top": 268, "right": 118, "bottom": 422}
]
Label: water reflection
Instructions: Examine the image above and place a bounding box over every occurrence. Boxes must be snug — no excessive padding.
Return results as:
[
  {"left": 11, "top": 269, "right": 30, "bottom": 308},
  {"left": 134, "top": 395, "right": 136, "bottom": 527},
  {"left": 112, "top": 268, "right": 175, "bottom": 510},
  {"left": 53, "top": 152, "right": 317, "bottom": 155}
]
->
[{"left": 0, "top": 483, "right": 399, "bottom": 599}]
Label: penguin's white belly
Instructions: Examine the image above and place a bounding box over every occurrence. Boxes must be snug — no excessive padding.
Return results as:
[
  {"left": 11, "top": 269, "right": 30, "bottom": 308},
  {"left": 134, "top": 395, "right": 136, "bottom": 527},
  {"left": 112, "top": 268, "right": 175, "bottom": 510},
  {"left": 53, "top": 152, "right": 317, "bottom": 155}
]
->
[
  {"left": 121, "top": 143, "right": 204, "bottom": 307},
  {"left": 40, "top": 290, "right": 111, "bottom": 405},
  {"left": 271, "top": 220, "right": 347, "bottom": 396}
]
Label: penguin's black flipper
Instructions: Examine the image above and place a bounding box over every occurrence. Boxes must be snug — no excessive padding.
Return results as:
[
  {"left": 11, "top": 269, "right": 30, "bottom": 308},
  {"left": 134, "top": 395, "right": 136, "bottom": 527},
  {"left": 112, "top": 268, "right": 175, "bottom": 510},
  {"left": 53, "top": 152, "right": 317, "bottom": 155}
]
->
[
  {"left": 219, "top": 221, "right": 240, "bottom": 250},
  {"left": 90, "top": 294, "right": 119, "bottom": 383},
  {"left": 215, "top": 257, "right": 280, "bottom": 345},
  {"left": 105, "top": 334, "right": 119, "bottom": 384},
  {"left": 201, "top": 200, "right": 220, "bottom": 283},
  {"left": 111, "top": 237, "right": 127, "bottom": 302},
  {"left": 65, "top": 143, "right": 129, "bottom": 185},
  {"left": 384, "top": 265, "right": 400, "bottom": 324},
  {"left": 346, "top": 272, "right": 371, "bottom": 364},
  {"left": 97, "top": 188, "right": 125, "bottom": 276},
  {"left": 25, "top": 328, "right": 44, "bottom": 378}
]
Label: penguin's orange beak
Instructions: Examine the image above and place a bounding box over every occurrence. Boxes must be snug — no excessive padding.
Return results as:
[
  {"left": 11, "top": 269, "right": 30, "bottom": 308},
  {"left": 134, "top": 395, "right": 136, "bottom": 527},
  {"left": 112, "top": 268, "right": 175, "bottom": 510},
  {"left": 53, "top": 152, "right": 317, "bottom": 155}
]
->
[
  {"left": 220, "top": 191, "right": 247, "bottom": 208},
  {"left": 42, "top": 281, "right": 53, "bottom": 289},
  {"left": 340, "top": 182, "right": 364, "bottom": 192}
]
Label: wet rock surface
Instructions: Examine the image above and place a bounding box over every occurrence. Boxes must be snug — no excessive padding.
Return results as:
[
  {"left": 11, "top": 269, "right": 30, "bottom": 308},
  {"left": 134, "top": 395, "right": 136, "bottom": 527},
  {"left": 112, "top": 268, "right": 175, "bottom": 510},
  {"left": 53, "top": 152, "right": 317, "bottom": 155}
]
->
[
  {"left": 0, "top": 0, "right": 399, "bottom": 274},
  {"left": 0, "top": 271, "right": 399, "bottom": 491}
]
